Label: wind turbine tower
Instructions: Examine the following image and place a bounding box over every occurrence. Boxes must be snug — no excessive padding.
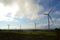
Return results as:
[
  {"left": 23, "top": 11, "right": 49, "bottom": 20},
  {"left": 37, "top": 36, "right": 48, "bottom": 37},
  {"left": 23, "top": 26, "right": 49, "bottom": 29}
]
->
[
  {"left": 8, "top": 24, "right": 10, "bottom": 30},
  {"left": 34, "top": 22, "right": 36, "bottom": 30},
  {"left": 44, "top": 8, "right": 55, "bottom": 30},
  {"left": 20, "top": 24, "right": 21, "bottom": 30}
]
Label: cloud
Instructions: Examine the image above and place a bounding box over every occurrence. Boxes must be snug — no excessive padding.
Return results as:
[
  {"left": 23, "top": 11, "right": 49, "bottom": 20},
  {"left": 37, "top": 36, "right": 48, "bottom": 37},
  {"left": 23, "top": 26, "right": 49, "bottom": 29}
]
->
[
  {"left": 0, "top": 0, "right": 45, "bottom": 22},
  {"left": 56, "top": 18, "right": 60, "bottom": 21},
  {"left": 15, "top": 0, "right": 44, "bottom": 21},
  {"left": 0, "top": 23, "right": 48, "bottom": 29},
  {"left": 54, "top": 18, "right": 60, "bottom": 22},
  {"left": 55, "top": 11, "right": 60, "bottom": 15},
  {"left": 0, "top": 1, "right": 19, "bottom": 21},
  {"left": 0, "top": 23, "right": 59, "bottom": 29}
]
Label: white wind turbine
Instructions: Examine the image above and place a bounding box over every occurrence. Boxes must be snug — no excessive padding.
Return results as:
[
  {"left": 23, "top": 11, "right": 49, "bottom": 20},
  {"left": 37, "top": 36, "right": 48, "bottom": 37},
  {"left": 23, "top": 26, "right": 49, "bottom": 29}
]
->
[{"left": 44, "top": 7, "right": 55, "bottom": 30}]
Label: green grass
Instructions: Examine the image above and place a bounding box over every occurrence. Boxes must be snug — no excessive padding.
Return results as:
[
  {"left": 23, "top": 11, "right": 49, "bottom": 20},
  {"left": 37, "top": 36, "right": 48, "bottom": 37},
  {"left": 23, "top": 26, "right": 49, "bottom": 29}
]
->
[
  {"left": 0, "top": 30, "right": 56, "bottom": 35},
  {"left": 0, "top": 30, "right": 57, "bottom": 40}
]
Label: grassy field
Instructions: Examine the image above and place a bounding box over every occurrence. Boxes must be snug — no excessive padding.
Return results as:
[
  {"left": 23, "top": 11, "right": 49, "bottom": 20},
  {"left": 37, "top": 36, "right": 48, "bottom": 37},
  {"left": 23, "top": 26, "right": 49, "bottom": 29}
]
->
[{"left": 0, "top": 30, "right": 59, "bottom": 40}]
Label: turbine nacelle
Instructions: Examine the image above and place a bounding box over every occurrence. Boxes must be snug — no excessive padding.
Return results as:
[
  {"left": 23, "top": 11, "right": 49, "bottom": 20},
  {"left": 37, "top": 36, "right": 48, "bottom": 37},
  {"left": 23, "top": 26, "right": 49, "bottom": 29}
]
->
[{"left": 44, "top": 14, "right": 49, "bottom": 15}]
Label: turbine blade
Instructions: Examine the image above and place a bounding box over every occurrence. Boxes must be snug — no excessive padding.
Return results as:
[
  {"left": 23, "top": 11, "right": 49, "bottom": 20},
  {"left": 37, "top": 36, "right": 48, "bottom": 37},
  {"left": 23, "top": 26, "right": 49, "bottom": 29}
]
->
[
  {"left": 49, "top": 15, "right": 52, "bottom": 21},
  {"left": 48, "top": 8, "right": 53, "bottom": 14},
  {"left": 51, "top": 7, "right": 56, "bottom": 14},
  {"left": 49, "top": 15, "right": 54, "bottom": 26},
  {"left": 48, "top": 7, "right": 55, "bottom": 14}
]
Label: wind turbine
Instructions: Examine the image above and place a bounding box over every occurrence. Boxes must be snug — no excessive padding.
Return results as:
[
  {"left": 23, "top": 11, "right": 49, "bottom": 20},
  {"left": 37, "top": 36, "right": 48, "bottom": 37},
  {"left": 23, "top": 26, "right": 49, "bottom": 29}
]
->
[
  {"left": 33, "top": 22, "right": 37, "bottom": 30},
  {"left": 8, "top": 24, "right": 10, "bottom": 30},
  {"left": 44, "top": 8, "right": 55, "bottom": 30},
  {"left": 20, "top": 24, "right": 21, "bottom": 30},
  {"left": 35, "top": 22, "right": 36, "bottom": 30}
]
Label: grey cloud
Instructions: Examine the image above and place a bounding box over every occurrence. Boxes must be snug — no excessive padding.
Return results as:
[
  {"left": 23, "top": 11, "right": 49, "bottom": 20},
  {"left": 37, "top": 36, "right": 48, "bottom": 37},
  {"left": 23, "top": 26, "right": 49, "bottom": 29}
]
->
[
  {"left": 15, "top": 0, "right": 44, "bottom": 21},
  {"left": 0, "top": 0, "right": 45, "bottom": 21},
  {"left": 0, "top": 0, "right": 13, "bottom": 5}
]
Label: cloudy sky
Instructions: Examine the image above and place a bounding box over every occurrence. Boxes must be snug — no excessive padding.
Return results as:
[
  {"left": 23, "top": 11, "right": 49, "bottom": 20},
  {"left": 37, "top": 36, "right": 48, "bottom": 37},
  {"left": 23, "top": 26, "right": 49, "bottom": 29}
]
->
[{"left": 0, "top": 0, "right": 60, "bottom": 29}]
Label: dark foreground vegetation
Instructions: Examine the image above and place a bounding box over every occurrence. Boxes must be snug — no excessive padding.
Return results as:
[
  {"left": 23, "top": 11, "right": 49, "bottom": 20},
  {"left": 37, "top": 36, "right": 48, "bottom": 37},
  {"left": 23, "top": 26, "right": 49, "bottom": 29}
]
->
[{"left": 0, "top": 28, "right": 60, "bottom": 40}]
